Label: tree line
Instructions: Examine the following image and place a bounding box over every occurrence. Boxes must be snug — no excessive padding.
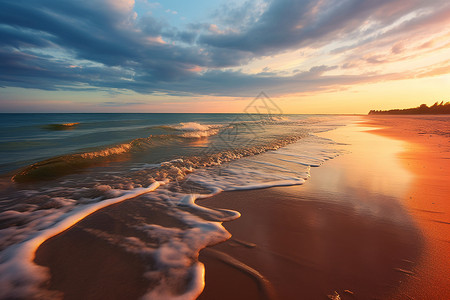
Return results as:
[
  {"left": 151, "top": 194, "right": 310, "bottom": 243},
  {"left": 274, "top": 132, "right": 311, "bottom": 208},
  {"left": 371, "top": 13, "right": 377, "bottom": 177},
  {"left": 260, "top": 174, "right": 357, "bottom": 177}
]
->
[{"left": 369, "top": 101, "right": 450, "bottom": 115}]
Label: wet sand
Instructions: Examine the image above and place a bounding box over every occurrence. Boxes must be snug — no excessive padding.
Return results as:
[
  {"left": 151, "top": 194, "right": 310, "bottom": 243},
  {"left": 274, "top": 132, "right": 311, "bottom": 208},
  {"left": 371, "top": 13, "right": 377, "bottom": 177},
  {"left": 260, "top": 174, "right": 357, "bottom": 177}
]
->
[
  {"left": 198, "top": 189, "right": 421, "bottom": 299},
  {"left": 198, "top": 121, "right": 425, "bottom": 299},
  {"left": 33, "top": 117, "right": 447, "bottom": 299},
  {"left": 34, "top": 195, "right": 183, "bottom": 300},
  {"left": 364, "top": 115, "right": 450, "bottom": 299}
]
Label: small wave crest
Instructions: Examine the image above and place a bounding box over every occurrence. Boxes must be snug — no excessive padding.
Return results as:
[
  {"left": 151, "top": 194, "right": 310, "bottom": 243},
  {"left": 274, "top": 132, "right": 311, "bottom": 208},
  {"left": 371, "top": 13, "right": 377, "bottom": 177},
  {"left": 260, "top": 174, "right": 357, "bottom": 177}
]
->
[
  {"left": 12, "top": 122, "right": 234, "bottom": 182},
  {"left": 42, "top": 122, "right": 80, "bottom": 131},
  {"left": 173, "top": 122, "right": 214, "bottom": 132},
  {"left": 160, "top": 122, "right": 223, "bottom": 139},
  {"left": 11, "top": 139, "right": 148, "bottom": 182}
]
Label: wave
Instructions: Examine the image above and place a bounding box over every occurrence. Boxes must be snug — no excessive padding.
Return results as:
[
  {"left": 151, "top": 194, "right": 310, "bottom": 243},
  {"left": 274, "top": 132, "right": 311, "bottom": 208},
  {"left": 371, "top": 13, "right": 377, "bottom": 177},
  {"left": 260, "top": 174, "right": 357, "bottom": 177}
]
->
[
  {"left": 2, "top": 135, "right": 336, "bottom": 297},
  {"left": 11, "top": 139, "right": 147, "bottom": 182},
  {"left": 2, "top": 133, "right": 338, "bottom": 252},
  {"left": 11, "top": 114, "right": 344, "bottom": 183},
  {"left": 11, "top": 123, "right": 305, "bottom": 183},
  {"left": 172, "top": 122, "right": 214, "bottom": 131},
  {"left": 179, "top": 129, "right": 219, "bottom": 138},
  {"left": 0, "top": 128, "right": 346, "bottom": 299},
  {"left": 13, "top": 118, "right": 299, "bottom": 182},
  {"left": 11, "top": 126, "right": 217, "bottom": 182},
  {"left": 0, "top": 115, "right": 351, "bottom": 299},
  {"left": 158, "top": 122, "right": 224, "bottom": 138},
  {"left": 42, "top": 122, "right": 80, "bottom": 131}
]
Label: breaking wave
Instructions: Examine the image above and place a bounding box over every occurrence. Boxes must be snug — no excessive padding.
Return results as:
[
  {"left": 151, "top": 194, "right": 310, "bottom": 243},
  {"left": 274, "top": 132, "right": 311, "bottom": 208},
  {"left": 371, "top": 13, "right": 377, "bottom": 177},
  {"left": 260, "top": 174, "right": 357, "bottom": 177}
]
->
[{"left": 12, "top": 122, "right": 234, "bottom": 182}]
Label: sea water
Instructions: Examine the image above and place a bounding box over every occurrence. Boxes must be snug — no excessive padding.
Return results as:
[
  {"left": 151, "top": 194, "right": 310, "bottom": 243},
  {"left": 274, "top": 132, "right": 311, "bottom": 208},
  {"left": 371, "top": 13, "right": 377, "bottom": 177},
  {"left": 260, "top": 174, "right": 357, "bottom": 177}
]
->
[{"left": 0, "top": 113, "right": 351, "bottom": 299}]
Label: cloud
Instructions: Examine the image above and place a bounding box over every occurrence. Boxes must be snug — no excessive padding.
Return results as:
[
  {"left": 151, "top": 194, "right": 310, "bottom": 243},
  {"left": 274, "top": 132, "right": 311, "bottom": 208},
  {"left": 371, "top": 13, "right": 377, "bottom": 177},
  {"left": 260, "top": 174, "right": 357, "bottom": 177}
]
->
[
  {"left": 101, "top": 101, "right": 144, "bottom": 107},
  {"left": 415, "top": 60, "right": 450, "bottom": 78},
  {"left": 0, "top": 0, "right": 449, "bottom": 99},
  {"left": 165, "top": 9, "right": 177, "bottom": 15},
  {"left": 199, "top": 0, "right": 442, "bottom": 54}
]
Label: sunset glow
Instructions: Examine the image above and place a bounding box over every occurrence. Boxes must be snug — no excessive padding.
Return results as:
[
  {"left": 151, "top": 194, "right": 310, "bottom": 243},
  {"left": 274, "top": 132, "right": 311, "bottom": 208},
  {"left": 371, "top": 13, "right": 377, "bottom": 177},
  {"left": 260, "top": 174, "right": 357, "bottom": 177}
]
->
[{"left": 0, "top": 0, "right": 449, "bottom": 113}]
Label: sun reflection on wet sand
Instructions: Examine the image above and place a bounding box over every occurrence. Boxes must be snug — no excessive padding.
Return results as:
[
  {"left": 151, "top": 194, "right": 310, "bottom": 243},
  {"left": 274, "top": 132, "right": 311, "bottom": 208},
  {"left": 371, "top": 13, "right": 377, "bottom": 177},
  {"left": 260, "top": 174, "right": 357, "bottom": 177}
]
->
[
  {"left": 306, "top": 121, "right": 414, "bottom": 221},
  {"left": 364, "top": 115, "right": 450, "bottom": 300},
  {"left": 199, "top": 118, "right": 423, "bottom": 299}
]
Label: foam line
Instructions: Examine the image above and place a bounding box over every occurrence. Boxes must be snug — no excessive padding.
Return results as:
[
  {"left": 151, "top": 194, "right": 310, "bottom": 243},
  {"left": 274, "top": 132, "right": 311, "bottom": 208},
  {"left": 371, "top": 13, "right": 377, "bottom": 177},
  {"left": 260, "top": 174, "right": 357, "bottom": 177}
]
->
[
  {"left": 228, "top": 179, "right": 306, "bottom": 191},
  {"left": 276, "top": 158, "right": 321, "bottom": 167},
  {"left": 140, "top": 190, "right": 238, "bottom": 300},
  {"left": 141, "top": 263, "right": 206, "bottom": 300},
  {"left": 271, "top": 151, "right": 324, "bottom": 162},
  {"left": 177, "top": 193, "right": 241, "bottom": 222},
  {"left": 0, "top": 181, "right": 166, "bottom": 299}
]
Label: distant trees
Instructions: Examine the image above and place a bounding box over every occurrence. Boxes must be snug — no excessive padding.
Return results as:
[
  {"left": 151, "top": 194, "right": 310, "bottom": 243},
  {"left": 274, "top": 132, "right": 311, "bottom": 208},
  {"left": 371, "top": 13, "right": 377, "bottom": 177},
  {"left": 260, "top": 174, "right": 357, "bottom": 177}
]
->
[{"left": 369, "top": 101, "right": 450, "bottom": 115}]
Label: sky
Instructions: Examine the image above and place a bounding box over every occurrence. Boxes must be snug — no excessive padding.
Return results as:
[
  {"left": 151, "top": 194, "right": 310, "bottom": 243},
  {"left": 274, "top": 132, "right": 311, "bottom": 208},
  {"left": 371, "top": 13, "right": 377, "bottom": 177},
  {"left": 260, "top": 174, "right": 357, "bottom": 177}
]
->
[{"left": 0, "top": 0, "right": 449, "bottom": 114}]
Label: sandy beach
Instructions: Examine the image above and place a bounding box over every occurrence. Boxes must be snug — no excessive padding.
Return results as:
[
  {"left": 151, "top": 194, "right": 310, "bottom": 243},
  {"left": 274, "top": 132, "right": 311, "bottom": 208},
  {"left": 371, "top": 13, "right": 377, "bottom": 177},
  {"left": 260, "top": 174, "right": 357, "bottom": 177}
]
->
[
  {"left": 198, "top": 119, "right": 425, "bottom": 299},
  {"left": 2, "top": 0, "right": 449, "bottom": 298},
  {"left": 33, "top": 116, "right": 449, "bottom": 299},
  {"left": 364, "top": 115, "right": 450, "bottom": 299}
]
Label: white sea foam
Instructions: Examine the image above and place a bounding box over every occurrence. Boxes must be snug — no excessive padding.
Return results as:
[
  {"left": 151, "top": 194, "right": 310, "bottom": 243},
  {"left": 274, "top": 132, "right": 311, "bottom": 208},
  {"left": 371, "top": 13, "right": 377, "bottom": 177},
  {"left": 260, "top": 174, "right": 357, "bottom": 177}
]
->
[
  {"left": 86, "top": 189, "right": 240, "bottom": 300},
  {"left": 176, "top": 122, "right": 212, "bottom": 132},
  {"left": 165, "top": 122, "right": 223, "bottom": 139},
  {"left": 99, "top": 132, "right": 343, "bottom": 299},
  {"left": 131, "top": 133, "right": 344, "bottom": 299},
  {"left": 180, "top": 129, "right": 219, "bottom": 138},
  {"left": 153, "top": 226, "right": 226, "bottom": 297},
  {"left": 131, "top": 159, "right": 188, "bottom": 171},
  {"left": 0, "top": 118, "right": 348, "bottom": 299},
  {"left": 0, "top": 181, "right": 165, "bottom": 299},
  {"left": 143, "top": 210, "right": 230, "bottom": 299},
  {"left": 276, "top": 157, "right": 321, "bottom": 167},
  {"left": 182, "top": 135, "right": 342, "bottom": 194}
]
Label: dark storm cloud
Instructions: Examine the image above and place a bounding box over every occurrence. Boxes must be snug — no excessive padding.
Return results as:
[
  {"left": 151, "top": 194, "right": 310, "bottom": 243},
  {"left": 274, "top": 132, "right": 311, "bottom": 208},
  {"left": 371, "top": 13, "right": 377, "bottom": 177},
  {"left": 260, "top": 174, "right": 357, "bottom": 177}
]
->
[{"left": 0, "top": 0, "right": 448, "bottom": 97}]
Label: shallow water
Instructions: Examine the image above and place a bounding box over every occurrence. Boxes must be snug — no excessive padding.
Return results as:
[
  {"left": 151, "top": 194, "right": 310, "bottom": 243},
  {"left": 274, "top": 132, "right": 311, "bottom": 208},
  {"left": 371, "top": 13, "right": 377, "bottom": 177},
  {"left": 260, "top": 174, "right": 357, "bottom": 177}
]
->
[
  {"left": 0, "top": 113, "right": 351, "bottom": 299},
  {"left": 0, "top": 113, "right": 329, "bottom": 174}
]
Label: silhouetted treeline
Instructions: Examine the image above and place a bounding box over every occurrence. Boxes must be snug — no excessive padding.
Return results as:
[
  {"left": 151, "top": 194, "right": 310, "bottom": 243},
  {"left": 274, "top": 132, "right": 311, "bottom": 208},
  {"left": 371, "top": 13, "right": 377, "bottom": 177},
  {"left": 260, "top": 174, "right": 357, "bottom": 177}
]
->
[{"left": 369, "top": 101, "right": 450, "bottom": 115}]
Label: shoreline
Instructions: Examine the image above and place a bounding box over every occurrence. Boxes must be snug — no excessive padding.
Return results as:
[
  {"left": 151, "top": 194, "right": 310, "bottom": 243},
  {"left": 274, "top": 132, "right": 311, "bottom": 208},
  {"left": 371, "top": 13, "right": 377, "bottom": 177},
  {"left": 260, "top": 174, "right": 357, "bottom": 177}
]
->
[
  {"left": 197, "top": 120, "right": 425, "bottom": 299},
  {"left": 31, "top": 116, "right": 449, "bottom": 299}
]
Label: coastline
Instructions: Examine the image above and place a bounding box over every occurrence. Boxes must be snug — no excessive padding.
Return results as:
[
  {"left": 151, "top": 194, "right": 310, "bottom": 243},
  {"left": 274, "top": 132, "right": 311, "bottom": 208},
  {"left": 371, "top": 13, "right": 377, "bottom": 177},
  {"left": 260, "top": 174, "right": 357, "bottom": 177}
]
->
[
  {"left": 198, "top": 120, "right": 425, "bottom": 299},
  {"left": 32, "top": 116, "right": 449, "bottom": 299}
]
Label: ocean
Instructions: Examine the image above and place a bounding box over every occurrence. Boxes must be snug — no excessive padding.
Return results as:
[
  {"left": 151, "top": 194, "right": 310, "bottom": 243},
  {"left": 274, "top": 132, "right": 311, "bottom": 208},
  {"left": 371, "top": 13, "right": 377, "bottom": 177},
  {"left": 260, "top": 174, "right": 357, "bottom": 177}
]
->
[{"left": 0, "top": 113, "right": 351, "bottom": 299}]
